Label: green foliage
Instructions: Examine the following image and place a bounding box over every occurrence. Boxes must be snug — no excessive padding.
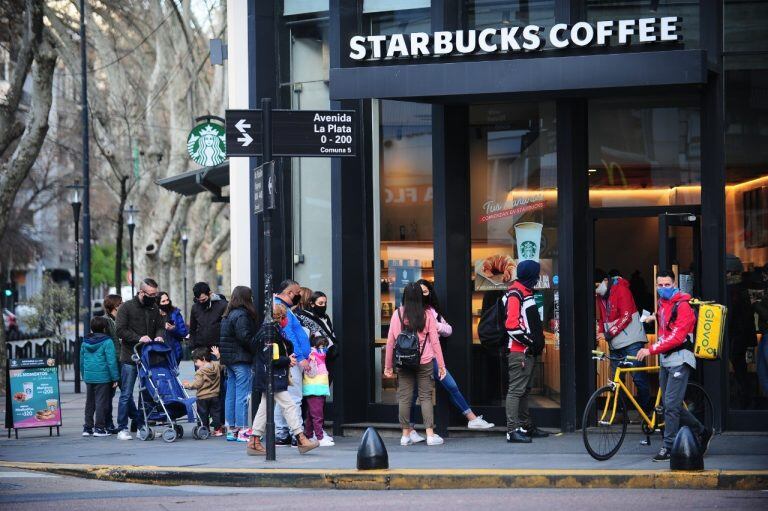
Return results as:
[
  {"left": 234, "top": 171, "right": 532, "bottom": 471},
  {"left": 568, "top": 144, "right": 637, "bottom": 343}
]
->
[
  {"left": 29, "top": 275, "right": 77, "bottom": 341},
  {"left": 91, "top": 243, "right": 117, "bottom": 287}
]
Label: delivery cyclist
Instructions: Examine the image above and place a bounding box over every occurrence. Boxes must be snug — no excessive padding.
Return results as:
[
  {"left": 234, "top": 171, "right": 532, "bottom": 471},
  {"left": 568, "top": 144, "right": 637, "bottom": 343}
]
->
[
  {"left": 637, "top": 269, "right": 712, "bottom": 462},
  {"left": 594, "top": 269, "right": 652, "bottom": 413}
]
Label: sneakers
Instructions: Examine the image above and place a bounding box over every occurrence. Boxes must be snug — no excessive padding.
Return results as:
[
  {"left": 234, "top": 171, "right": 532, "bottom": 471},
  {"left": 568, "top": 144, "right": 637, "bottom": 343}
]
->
[
  {"left": 275, "top": 435, "right": 292, "bottom": 447},
  {"left": 400, "top": 435, "right": 413, "bottom": 446},
  {"left": 82, "top": 426, "right": 93, "bottom": 437},
  {"left": 116, "top": 430, "right": 133, "bottom": 441},
  {"left": 236, "top": 430, "right": 250, "bottom": 442},
  {"left": 468, "top": 415, "right": 494, "bottom": 429},
  {"left": 318, "top": 436, "right": 335, "bottom": 447},
  {"left": 106, "top": 426, "right": 119, "bottom": 435},
  {"left": 506, "top": 428, "right": 532, "bottom": 443},
  {"left": 322, "top": 429, "right": 334, "bottom": 442},
  {"left": 409, "top": 430, "right": 426, "bottom": 443},
  {"left": 652, "top": 447, "right": 671, "bottom": 462},
  {"left": 698, "top": 429, "right": 713, "bottom": 455},
  {"left": 525, "top": 426, "right": 551, "bottom": 438},
  {"left": 212, "top": 427, "right": 225, "bottom": 437},
  {"left": 226, "top": 429, "right": 239, "bottom": 441},
  {"left": 93, "top": 428, "right": 111, "bottom": 437},
  {"left": 426, "top": 434, "right": 444, "bottom": 446}
]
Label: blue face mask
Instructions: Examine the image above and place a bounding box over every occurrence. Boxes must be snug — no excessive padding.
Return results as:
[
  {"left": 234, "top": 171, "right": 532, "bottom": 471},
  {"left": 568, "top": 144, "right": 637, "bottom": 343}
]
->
[{"left": 657, "top": 287, "right": 678, "bottom": 300}]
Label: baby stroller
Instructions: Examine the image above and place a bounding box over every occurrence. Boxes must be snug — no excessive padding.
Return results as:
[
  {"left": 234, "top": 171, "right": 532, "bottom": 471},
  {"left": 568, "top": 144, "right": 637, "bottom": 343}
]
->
[{"left": 131, "top": 341, "right": 209, "bottom": 442}]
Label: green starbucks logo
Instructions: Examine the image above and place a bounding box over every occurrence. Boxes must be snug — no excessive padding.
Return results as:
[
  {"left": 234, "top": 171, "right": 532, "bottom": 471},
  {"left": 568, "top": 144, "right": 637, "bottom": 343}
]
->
[
  {"left": 520, "top": 240, "right": 537, "bottom": 259},
  {"left": 187, "top": 122, "right": 226, "bottom": 167}
]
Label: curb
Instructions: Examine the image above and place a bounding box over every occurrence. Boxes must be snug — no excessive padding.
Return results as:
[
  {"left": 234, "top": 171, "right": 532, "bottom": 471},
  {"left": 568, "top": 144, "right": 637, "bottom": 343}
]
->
[{"left": 1, "top": 461, "right": 767, "bottom": 490}]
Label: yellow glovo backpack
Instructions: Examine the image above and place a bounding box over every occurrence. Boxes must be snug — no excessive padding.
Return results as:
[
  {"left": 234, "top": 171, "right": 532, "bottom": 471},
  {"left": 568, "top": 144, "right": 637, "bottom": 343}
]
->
[{"left": 689, "top": 299, "right": 728, "bottom": 360}]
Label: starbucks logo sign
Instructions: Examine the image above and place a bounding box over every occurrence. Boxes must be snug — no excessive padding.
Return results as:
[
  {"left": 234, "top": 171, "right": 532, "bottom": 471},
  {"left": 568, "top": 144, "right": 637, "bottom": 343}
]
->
[
  {"left": 520, "top": 241, "right": 537, "bottom": 260},
  {"left": 187, "top": 122, "right": 226, "bottom": 167}
]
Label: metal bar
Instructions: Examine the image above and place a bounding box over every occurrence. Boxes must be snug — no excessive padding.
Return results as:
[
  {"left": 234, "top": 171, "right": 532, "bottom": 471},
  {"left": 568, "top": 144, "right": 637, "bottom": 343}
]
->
[
  {"left": 262, "top": 98, "right": 276, "bottom": 461},
  {"left": 79, "top": 0, "right": 92, "bottom": 326}
]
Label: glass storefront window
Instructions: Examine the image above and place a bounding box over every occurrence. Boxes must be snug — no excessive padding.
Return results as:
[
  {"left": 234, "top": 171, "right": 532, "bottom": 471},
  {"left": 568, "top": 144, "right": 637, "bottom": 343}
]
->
[
  {"left": 469, "top": 102, "right": 560, "bottom": 407},
  {"left": 465, "top": 0, "right": 555, "bottom": 35},
  {"left": 586, "top": 0, "right": 699, "bottom": 49},
  {"left": 366, "top": 7, "right": 431, "bottom": 37},
  {"left": 373, "top": 100, "right": 433, "bottom": 404},
  {"left": 725, "top": 0, "right": 768, "bottom": 53},
  {"left": 725, "top": 64, "right": 768, "bottom": 411},
  {"left": 588, "top": 98, "right": 701, "bottom": 208}
]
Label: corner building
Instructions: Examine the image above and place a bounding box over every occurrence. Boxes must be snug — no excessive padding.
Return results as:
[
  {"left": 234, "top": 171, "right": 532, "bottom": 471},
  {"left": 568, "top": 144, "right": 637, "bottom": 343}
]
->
[{"left": 226, "top": 1, "right": 768, "bottom": 434}]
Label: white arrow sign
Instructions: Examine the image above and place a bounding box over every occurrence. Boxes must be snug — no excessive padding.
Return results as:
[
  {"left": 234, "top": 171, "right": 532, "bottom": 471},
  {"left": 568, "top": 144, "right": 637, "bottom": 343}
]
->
[{"left": 235, "top": 119, "right": 252, "bottom": 147}]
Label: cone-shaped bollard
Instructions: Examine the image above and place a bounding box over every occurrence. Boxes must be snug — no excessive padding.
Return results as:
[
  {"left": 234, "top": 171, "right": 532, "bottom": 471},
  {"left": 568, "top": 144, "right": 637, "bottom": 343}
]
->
[
  {"left": 670, "top": 426, "right": 704, "bottom": 471},
  {"left": 357, "top": 427, "right": 389, "bottom": 470}
]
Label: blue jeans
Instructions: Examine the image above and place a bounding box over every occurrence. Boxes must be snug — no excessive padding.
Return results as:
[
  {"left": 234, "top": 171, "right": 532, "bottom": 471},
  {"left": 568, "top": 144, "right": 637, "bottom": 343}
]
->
[
  {"left": 225, "top": 363, "right": 252, "bottom": 428},
  {"left": 117, "top": 362, "right": 143, "bottom": 431},
  {"left": 411, "top": 359, "right": 472, "bottom": 424},
  {"left": 610, "top": 341, "right": 652, "bottom": 411},
  {"left": 275, "top": 364, "right": 304, "bottom": 438}
]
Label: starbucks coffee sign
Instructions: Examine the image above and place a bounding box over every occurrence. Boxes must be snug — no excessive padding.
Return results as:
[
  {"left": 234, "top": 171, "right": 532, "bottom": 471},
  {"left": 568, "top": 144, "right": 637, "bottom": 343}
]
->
[
  {"left": 187, "top": 121, "right": 226, "bottom": 167},
  {"left": 349, "top": 17, "right": 680, "bottom": 61}
]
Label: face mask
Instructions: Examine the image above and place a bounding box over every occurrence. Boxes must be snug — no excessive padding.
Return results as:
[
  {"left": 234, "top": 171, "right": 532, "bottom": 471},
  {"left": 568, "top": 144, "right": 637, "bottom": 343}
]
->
[
  {"left": 595, "top": 282, "right": 608, "bottom": 296},
  {"left": 160, "top": 304, "right": 173, "bottom": 313},
  {"left": 279, "top": 317, "right": 288, "bottom": 328},
  {"left": 140, "top": 294, "right": 157, "bottom": 307},
  {"left": 291, "top": 294, "right": 301, "bottom": 306},
  {"left": 657, "top": 287, "right": 678, "bottom": 300},
  {"left": 312, "top": 305, "right": 327, "bottom": 316}
]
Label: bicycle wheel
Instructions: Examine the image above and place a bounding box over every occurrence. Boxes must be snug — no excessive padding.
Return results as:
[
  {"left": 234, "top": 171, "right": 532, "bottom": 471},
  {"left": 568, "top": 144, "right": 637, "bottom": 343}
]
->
[
  {"left": 684, "top": 382, "right": 714, "bottom": 434},
  {"left": 582, "top": 385, "right": 628, "bottom": 461}
]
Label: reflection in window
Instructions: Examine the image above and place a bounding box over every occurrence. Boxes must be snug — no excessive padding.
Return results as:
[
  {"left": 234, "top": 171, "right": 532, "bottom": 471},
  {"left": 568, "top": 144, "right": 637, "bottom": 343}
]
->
[
  {"left": 588, "top": 98, "right": 701, "bottom": 208},
  {"left": 586, "top": 0, "right": 698, "bottom": 48},
  {"left": 367, "top": 7, "right": 431, "bottom": 37},
  {"left": 469, "top": 103, "right": 559, "bottom": 407},
  {"left": 465, "top": 0, "right": 555, "bottom": 40}
]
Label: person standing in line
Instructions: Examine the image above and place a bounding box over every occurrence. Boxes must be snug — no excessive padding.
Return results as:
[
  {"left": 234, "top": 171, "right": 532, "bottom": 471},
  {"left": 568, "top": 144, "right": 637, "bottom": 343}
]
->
[
  {"left": 504, "top": 260, "right": 545, "bottom": 443},
  {"left": 182, "top": 347, "right": 223, "bottom": 436},
  {"left": 296, "top": 291, "right": 339, "bottom": 381},
  {"left": 302, "top": 336, "right": 333, "bottom": 446},
  {"left": 102, "top": 294, "right": 123, "bottom": 434},
  {"left": 272, "top": 279, "right": 311, "bottom": 446},
  {"left": 384, "top": 282, "right": 447, "bottom": 447},
  {"left": 81, "top": 316, "right": 120, "bottom": 437},
  {"left": 159, "top": 291, "right": 188, "bottom": 364},
  {"left": 637, "top": 269, "right": 712, "bottom": 462},
  {"left": 404, "top": 279, "right": 493, "bottom": 446},
  {"left": 219, "top": 286, "right": 257, "bottom": 442},
  {"left": 246, "top": 304, "right": 319, "bottom": 456},
  {"left": 594, "top": 269, "right": 652, "bottom": 413},
  {"left": 115, "top": 278, "right": 165, "bottom": 440}
]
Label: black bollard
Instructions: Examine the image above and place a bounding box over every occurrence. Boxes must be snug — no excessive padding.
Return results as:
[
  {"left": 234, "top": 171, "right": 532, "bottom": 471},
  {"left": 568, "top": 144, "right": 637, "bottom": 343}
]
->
[
  {"left": 670, "top": 426, "right": 704, "bottom": 471},
  {"left": 357, "top": 427, "right": 389, "bottom": 470}
]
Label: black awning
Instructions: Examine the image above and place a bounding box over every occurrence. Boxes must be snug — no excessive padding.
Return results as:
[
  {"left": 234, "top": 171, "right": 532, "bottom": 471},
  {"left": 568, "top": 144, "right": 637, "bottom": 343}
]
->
[{"left": 156, "top": 162, "right": 229, "bottom": 201}]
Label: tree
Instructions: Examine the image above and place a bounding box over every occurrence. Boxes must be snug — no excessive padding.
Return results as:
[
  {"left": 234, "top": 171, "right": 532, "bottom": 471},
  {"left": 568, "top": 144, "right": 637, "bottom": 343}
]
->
[
  {"left": 29, "top": 275, "right": 75, "bottom": 344},
  {"left": 92, "top": 243, "right": 119, "bottom": 289}
]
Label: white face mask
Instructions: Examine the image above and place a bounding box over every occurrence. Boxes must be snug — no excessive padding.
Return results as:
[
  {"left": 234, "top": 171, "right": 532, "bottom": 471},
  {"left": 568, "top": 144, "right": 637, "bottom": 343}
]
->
[{"left": 596, "top": 281, "right": 608, "bottom": 296}]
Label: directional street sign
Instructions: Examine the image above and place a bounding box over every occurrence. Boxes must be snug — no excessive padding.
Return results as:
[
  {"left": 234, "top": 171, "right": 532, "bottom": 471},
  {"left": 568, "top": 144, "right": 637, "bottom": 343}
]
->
[{"left": 225, "top": 109, "right": 357, "bottom": 158}]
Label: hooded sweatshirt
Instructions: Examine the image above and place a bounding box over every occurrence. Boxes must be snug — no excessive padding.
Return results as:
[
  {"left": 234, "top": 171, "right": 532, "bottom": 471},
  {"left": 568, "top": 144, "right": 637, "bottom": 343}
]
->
[
  {"left": 80, "top": 333, "right": 120, "bottom": 384},
  {"left": 183, "top": 360, "right": 221, "bottom": 400}
]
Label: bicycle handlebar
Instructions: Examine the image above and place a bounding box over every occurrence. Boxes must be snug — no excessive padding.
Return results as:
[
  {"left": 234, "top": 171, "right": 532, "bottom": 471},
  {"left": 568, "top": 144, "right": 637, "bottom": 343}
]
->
[{"left": 591, "top": 350, "right": 638, "bottom": 362}]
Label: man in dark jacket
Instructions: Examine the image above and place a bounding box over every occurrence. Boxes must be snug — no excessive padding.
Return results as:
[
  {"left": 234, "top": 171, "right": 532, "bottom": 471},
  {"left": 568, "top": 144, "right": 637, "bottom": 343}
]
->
[
  {"left": 189, "top": 282, "right": 228, "bottom": 349},
  {"left": 115, "top": 278, "right": 165, "bottom": 440}
]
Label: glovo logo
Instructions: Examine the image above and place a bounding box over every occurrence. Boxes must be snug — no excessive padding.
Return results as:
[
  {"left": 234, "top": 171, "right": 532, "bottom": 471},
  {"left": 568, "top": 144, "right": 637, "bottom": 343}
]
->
[{"left": 694, "top": 304, "right": 723, "bottom": 360}]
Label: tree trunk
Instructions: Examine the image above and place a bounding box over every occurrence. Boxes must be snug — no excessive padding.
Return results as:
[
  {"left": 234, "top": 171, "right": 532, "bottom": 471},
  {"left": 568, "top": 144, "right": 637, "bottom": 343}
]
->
[{"left": 114, "top": 175, "right": 128, "bottom": 291}]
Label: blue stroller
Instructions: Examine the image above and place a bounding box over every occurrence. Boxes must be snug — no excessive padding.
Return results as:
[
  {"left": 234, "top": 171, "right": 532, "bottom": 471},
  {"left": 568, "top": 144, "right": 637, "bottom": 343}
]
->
[{"left": 131, "top": 341, "right": 209, "bottom": 442}]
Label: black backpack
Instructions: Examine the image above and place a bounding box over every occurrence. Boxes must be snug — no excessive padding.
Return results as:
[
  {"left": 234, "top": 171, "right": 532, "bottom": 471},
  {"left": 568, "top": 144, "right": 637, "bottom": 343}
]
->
[
  {"left": 478, "top": 290, "right": 513, "bottom": 352},
  {"left": 393, "top": 309, "right": 423, "bottom": 369}
]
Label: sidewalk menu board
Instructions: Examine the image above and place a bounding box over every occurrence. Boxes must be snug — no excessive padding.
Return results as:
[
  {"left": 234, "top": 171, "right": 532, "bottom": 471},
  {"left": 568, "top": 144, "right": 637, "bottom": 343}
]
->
[{"left": 6, "top": 358, "right": 62, "bottom": 429}]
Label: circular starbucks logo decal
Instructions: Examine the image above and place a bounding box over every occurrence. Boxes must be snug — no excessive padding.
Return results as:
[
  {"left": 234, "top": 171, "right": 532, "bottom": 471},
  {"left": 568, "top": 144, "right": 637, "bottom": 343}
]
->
[
  {"left": 187, "top": 122, "right": 226, "bottom": 167},
  {"left": 520, "top": 240, "right": 537, "bottom": 259}
]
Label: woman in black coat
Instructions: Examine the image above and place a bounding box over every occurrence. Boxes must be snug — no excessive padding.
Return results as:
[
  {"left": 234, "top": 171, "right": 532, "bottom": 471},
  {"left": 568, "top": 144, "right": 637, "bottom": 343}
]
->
[
  {"left": 295, "top": 290, "right": 339, "bottom": 381},
  {"left": 219, "top": 286, "right": 257, "bottom": 441}
]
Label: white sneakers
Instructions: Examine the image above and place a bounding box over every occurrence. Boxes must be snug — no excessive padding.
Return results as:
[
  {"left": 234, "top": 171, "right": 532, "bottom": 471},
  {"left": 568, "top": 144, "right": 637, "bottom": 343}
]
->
[
  {"left": 402, "top": 431, "right": 443, "bottom": 446},
  {"left": 409, "top": 430, "right": 425, "bottom": 443},
  {"left": 318, "top": 436, "right": 335, "bottom": 447},
  {"left": 116, "top": 430, "right": 132, "bottom": 441},
  {"left": 426, "top": 433, "right": 444, "bottom": 446},
  {"left": 467, "top": 415, "right": 495, "bottom": 429},
  {"left": 400, "top": 435, "right": 413, "bottom": 446}
]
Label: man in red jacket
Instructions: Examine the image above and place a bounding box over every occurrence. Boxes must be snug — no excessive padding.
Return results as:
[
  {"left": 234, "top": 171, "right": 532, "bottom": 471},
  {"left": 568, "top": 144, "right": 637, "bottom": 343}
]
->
[{"left": 637, "top": 269, "right": 712, "bottom": 462}]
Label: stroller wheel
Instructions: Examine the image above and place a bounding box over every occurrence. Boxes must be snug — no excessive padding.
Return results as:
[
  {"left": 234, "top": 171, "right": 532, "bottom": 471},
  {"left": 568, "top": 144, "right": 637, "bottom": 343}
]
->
[
  {"left": 192, "top": 426, "right": 201, "bottom": 440},
  {"left": 162, "top": 427, "right": 178, "bottom": 443},
  {"left": 137, "top": 426, "right": 153, "bottom": 441},
  {"left": 174, "top": 425, "right": 184, "bottom": 439},
  {"left": 197, "top": 426, "right": 210, "bottom": 440},
  {"left": 148, "top": 428, "right": 155, "bottom": 440}
]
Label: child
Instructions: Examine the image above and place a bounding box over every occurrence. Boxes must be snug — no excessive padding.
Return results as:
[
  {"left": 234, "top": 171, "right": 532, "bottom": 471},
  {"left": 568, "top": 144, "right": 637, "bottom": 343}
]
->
[
  {"left": 183, "top": 346, "right": 223, "bottom": 436},
  {"left": 81, "top": 316, "right": 120, "bottom": 437},
  {"left": 303, "top": 336, "right": 332, "bottom": 446},
  {"left": 246, "top": 304, "right": 319, "bottom": 456}
]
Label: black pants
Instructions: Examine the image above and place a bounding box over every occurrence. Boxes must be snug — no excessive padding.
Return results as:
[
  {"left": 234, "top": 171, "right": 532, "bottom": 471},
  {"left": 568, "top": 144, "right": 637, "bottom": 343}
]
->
[
  {"left": 84, "top": 382, "right": 113, "bottom": 430},
  {"left": 197, "top": 396, "right": 221, "bottom": 429},
  {"left": 106, "top": 385, "right": 116, "bottom": 428}
]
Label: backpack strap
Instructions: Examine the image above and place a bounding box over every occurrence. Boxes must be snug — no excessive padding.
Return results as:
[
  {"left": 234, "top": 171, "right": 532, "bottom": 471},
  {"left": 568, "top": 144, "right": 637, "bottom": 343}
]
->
[{"left": 665, "top": 300, "right": 694, "bottom": 353}]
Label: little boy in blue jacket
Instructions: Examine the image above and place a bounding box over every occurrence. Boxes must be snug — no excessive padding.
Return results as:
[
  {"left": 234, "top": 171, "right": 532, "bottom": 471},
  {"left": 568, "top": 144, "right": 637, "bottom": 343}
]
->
[{"left": 81, "top": 316, "right": 120, "bottom": 436}]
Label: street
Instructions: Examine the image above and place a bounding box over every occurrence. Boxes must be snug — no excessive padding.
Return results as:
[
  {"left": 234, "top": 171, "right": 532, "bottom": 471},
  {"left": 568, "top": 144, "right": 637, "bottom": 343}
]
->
[{"left": 1, "top": 468, "right": 766, "bottom": 511}]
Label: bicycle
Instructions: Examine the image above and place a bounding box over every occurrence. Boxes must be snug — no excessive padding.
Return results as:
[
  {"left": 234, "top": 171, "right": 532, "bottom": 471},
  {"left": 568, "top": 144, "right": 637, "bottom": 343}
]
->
[{"left": 582, "top": 350, "right": 714, "bottom": 461}]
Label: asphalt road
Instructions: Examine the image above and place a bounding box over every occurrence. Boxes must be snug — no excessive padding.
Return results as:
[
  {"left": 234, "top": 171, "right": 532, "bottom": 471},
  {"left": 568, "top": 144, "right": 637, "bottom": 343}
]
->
[{"left": 1, "top": 468, "right": 766, "bottom": 511}]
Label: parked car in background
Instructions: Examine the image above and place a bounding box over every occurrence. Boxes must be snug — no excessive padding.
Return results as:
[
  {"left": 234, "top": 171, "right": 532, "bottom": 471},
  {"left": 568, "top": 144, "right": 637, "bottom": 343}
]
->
[{"left": 3, "top": 308, "right": 19, "bottom": 339}]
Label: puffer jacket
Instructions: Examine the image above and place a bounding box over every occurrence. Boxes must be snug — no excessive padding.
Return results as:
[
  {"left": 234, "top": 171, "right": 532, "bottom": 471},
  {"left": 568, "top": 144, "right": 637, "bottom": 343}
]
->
[
  {"left": 251, "top": 324, "right": 293, "bottom": 393},
  {"left": 80, "top": 333, "right": 120, "bottom": 383},
  {"left": 189, "top": 294, "right": 228, "bottom": 349},
  {"left": 163, "top": 307, "right": 188, "bottom": 362},
  {"left": 219, "top": 307, "right": 255, "bottom": 366}
]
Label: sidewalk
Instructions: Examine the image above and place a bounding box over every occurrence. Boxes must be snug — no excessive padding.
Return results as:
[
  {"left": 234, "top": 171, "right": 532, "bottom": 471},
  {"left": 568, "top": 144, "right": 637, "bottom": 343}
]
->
[{"left": 2, "top": 362, "right": 767, "bottom": 490}]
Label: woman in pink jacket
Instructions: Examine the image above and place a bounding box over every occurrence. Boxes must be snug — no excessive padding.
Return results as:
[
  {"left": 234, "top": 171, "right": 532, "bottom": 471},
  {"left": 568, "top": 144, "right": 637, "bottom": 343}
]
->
[{"left": 384, "top": 282, "right": 447, "bottom": 446}]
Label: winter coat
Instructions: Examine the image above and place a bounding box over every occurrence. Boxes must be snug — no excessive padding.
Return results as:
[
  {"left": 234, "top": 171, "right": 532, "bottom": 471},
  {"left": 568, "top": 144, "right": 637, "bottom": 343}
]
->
[
  {"left": 302, "top": 347, "right": 330, "bottom": 397},
  {"left": 219, "top": 307, "right": 255, "bottom": 366},
  {"left": 295, "top": 307, "right": 339, "bottom": 362},
  {"left": 274, "top": 296, "right": 310, "bottom": 362},
  {"left": 595, "top": 277, "right": 647, "bottom": 350},
  {"left": 183, "top": 360, "right": 221, "bottom": 400},
  {"left": 162, "top": 307, "right": 188, "bottom": 362},
  {"left": 251, "top": 324, "right": 293, "bottom": 393},
  {"left": 189, "top": 294, "right": 228, "bottom": 349},
  {"left": 105, "top": 314, "right": 120, "bottom": 365},
  {"left": 80, "top": 333, "right": 120, "bottom": 384},
  {"left": 115, "top": 296, "right": 165, "bottom": 363},
  {"left": 504, "top": 280, "right": 544, "bottom": 354},
  {"left": 650, "top": 291, "right": 696, "bottom": 369}
]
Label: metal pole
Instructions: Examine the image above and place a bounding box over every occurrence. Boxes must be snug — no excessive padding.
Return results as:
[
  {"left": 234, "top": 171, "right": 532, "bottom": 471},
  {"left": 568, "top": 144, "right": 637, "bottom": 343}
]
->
[
  {"left": 73, "top": 204, "right": 81, "bottom": 394},
  {"left": 182, "top": 236, "right": 188, "bottom": 317},
  {"left": 261, "top": 98, "right": 276, "bottom": 461},
  {"left": 79, "top": 0, "right": 92, "bottom": 323},
  {"left": 128, "top": 224, "right": 135, "bottom": 296}
]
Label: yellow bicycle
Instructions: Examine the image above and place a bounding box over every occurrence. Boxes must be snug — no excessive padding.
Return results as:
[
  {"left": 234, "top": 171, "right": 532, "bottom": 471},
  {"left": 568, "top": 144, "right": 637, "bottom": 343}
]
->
[{"left": 582, "top": 350, "right": 714, "bottom": 461}]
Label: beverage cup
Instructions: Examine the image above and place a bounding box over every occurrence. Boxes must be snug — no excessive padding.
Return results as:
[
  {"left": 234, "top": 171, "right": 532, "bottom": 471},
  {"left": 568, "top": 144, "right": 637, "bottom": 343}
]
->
[
  {"left": 23, "top": 382, "right": 33, "bottom": 399},
  {"left": 46, "top": 399, "right": 58, "bottom": 411},
  {"left": 515, "top": 222, "right": 543, "bottom": 262}
]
